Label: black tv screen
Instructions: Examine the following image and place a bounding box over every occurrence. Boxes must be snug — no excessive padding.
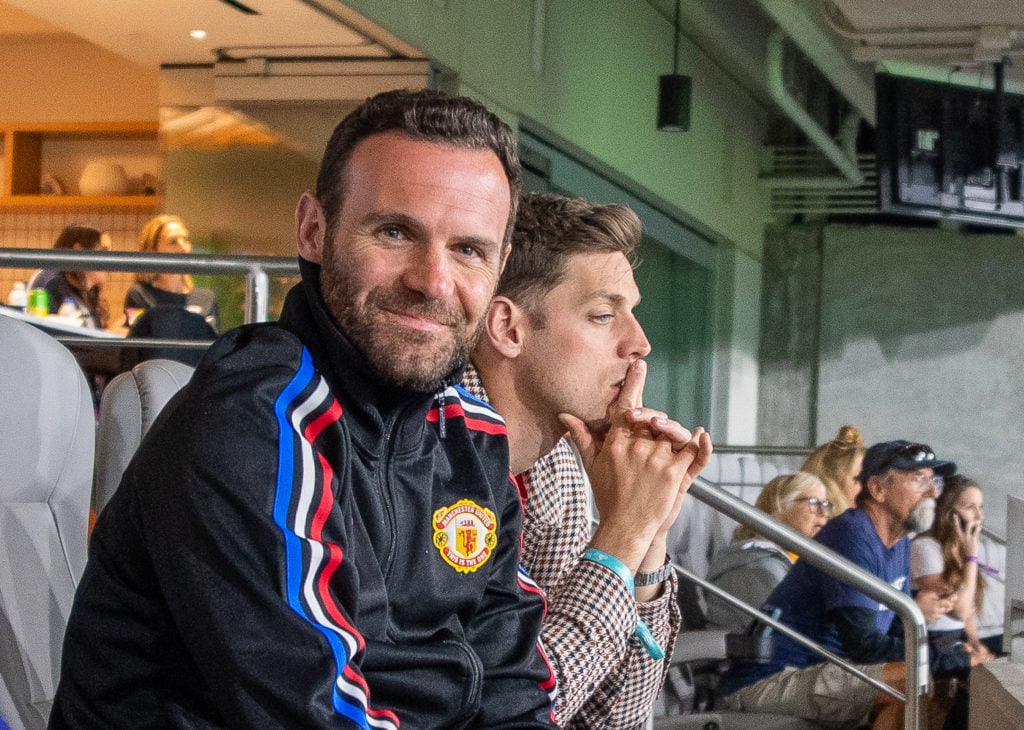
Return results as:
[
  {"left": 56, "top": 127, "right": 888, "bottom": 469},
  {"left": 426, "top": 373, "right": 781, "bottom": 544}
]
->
[{"left": 876, "top": 73, "right": 1024, "bottom": 228}]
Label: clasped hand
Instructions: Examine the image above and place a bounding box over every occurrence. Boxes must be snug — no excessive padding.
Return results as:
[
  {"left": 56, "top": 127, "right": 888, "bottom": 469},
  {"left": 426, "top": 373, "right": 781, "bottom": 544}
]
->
[{"left": 559, "top": 359, "right": 713, "bottom": 571}]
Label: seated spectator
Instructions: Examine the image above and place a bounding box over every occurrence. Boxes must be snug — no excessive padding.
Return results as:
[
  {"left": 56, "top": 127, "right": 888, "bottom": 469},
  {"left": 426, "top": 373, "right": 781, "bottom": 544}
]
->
[
  {"left": 721, "top": 440, "right": 958, "bottom": 729},
  {"left": 50, "top": 87, "right": 558, "bottom": 729},
  {"left": 27, "top": 225, "right": 116, "bottom": 405},
  {"left": 802, "top": 424, "right": 865, "bottom": 514},
  {"left": 125, "top": 214, "right": 218, "bottom": 330},
  {"left": 29, "top": 225, "right": 111, "bottom": 329},
  {"left": 912, "top": 474, "right": 995, "bottom": 727},
  {"left": 465, "top": 192, "right": 711, "bottom": 725},
  {"left": 705, "top": 472, "right": 830, "bottom": 632}
]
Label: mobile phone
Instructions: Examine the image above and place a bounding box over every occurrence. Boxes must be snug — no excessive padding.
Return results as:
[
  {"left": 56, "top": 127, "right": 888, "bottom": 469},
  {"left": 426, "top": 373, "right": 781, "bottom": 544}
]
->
[{"left": 954, "top": 512, "right": 968, "bottom": 531}]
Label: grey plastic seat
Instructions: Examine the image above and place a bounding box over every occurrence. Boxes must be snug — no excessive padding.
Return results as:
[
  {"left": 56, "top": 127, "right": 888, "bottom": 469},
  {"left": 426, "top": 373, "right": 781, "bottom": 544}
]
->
[
  {"left": 0, "top": 315, "right": 94, "bottom": 729},
  {"left": 92, "top": 358, "right": 195, "bottom": 516}
]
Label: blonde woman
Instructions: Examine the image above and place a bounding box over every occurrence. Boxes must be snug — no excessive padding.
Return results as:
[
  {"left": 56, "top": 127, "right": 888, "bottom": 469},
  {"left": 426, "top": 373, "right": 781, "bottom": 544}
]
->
[
  {"left": 704, "top": 472, "right": 831, "bottom": 631},
  {"left": 801, "top": 424, "right": 865, "bottom": 514},
  {"left": 124, "top": 214, "right": 218, "bottom": 330}
]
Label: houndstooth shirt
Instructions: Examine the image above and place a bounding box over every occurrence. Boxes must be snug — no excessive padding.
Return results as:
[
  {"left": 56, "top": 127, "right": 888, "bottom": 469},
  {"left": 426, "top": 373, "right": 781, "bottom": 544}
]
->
[{"left": 463, "top": 364, "right": 681, "bottom": 728}]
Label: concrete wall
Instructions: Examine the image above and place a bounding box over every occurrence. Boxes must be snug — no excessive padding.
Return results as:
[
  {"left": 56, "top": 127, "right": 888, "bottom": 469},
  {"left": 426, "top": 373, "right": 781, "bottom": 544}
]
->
[{"left": 760, "top": 221, "right": 1024, "bottom": 531}]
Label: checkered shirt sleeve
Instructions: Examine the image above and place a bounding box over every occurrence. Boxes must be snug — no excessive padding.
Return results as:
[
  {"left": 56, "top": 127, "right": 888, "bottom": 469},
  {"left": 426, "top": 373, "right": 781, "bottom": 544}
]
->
[{"left": 523, "top": 439, "right": 680, "bottom": 729}]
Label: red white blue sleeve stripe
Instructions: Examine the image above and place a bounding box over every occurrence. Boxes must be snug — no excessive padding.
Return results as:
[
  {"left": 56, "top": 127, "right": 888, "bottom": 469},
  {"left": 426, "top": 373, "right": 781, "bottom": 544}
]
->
[{"left": 272, "top": 348, "right": 399, "bottom": 730}]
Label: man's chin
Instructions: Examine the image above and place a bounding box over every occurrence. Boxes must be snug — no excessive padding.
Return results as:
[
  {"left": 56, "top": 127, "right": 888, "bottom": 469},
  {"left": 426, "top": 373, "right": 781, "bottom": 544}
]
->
[{"left": 905, "top": 497, "right": 936, "bottom": 534}]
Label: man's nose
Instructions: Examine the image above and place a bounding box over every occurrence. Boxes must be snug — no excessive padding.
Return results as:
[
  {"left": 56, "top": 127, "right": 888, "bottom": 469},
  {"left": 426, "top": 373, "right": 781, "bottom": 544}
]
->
[
  {"left": 622, "top": 316, "right": 651, "bottom": 359},
  {"left": 404, "top": 245, "right": 455, "bottom": 299}
]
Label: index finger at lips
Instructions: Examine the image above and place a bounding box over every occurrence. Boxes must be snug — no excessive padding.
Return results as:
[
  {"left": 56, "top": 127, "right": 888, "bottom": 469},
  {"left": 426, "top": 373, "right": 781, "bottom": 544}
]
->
[{"left": 615, "top": 359, "right": 646, "bottom": 411}]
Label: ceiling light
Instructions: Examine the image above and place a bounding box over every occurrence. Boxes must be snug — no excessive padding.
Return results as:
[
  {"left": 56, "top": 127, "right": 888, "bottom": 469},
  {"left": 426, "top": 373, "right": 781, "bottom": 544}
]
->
[{"left": 190, "top": 30, "right": 208, "bottom": 40}]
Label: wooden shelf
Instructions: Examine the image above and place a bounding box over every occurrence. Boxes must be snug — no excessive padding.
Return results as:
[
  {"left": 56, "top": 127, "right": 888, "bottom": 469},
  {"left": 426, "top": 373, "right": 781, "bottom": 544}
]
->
[
  {"left": 0, "top": 195, "right": 161, "bottom": 210},
  {"left": 0, "top": 121, "right": 161, "bottom": 210}
]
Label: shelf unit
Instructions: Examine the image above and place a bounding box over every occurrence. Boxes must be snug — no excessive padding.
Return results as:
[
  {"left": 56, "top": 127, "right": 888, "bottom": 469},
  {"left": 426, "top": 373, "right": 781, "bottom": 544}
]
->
[{"left": 0, "top": 121, "right": 161, "bottom": 211}]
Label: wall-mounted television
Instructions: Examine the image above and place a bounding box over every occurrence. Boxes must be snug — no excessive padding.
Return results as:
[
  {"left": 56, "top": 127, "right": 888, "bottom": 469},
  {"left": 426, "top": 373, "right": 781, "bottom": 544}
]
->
[{"left": 876, "top": 73, "right": 1024, "bottom": 228}]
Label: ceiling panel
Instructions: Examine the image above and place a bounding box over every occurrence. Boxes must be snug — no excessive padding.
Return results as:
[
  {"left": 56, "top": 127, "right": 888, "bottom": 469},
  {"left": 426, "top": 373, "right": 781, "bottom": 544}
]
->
[
  {"left": 0, "top": 0, "right": 425, "bottom": 66},
  {"left": 826, "top": 0, "right": 1024, "bottom": 32}
]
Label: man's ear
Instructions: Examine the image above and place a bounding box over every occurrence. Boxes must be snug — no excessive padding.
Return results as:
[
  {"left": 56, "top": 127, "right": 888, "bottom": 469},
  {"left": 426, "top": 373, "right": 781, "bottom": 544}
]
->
[
  {"left": 295, "top": 191, "right": 326, "bottom": 263},
  {"left": 484, "top": 296, "right": 527, "bottom": 358},
  {"left": 866, "top": 475, "right": 886, "bottom": 503}
]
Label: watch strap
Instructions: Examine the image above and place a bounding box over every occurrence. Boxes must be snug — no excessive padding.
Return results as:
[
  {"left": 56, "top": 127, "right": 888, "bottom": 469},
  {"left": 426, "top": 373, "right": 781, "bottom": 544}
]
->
[{"left": 635, "top": 560, "right": 673, "bottom": 586}]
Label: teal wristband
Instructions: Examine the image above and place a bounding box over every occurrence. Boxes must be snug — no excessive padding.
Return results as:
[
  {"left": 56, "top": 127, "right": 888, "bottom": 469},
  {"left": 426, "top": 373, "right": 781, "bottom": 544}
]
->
[
  {"left": 583, "top": 548, "right": 635, "bottom": 595},
  {"left": 582, "top": 548, "right": 664, "bottom": 661},
  {"left": 634, "top": 617, "right": 666, "bottom": 661}
]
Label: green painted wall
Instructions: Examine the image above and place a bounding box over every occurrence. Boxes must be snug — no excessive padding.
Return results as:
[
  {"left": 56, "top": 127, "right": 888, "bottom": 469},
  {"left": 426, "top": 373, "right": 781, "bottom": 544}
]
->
[{"left": 339, "top": 0, "right": 770, "bottom": 259}]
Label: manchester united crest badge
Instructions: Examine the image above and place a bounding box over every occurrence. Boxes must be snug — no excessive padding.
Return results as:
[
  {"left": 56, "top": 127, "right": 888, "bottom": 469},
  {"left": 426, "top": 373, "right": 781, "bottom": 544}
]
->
[{"left": 432, "top": 499, "right": 498, "bottom": 573}]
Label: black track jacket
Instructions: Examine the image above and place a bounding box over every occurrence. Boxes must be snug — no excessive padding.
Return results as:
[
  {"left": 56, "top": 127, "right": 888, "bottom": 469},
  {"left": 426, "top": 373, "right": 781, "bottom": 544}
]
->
[{"left": 50, "top": 258, "right": 558, "bottom": 729}]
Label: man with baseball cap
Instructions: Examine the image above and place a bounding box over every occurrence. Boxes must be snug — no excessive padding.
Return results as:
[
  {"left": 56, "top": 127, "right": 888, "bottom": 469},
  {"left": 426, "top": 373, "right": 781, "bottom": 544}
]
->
[{"left": 720, "top": 440, "right": 957, "bottom": 728}]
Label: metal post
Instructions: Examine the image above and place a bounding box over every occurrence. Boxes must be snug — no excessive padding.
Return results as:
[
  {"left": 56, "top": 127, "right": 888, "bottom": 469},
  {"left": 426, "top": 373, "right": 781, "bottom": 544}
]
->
[{"left": 245, "top": 266, "right": 271, "bottom": 323}]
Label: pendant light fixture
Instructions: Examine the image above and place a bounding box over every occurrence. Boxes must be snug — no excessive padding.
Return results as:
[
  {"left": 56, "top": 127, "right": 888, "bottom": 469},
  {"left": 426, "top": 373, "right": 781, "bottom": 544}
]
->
[{"left": 658, "top": 0, "right": 690, "bottom": 132}]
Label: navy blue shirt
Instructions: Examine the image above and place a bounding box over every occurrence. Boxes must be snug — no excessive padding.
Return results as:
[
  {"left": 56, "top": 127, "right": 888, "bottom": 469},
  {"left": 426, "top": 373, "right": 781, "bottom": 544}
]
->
[{"left": 721, "top": 508, "right": 911, "bottom": 693}]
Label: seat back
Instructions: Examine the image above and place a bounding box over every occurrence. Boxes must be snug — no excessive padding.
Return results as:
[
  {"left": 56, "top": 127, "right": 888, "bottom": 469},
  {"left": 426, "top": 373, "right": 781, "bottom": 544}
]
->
[
  {"left": 0, "top": 316, "right": 94, "bottom": 729},
  {"left": 119, "top": 306, "right": 216, "bottom": 369},
  {"left": 93, "top": 359, "right": 195, "bottom": 515}
]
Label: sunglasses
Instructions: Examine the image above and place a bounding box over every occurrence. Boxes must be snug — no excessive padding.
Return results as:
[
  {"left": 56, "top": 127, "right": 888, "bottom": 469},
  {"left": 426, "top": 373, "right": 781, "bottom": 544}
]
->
[
  {"left": 794, "top": 495, "right": 834, "bottom": 516},
  {"left": 888, "top": 443, "right": 936, "bottom": 466}
]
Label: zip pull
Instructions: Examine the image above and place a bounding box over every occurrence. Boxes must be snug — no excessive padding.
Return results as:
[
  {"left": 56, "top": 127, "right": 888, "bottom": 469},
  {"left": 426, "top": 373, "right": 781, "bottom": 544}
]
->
[{"left": 435, "top": 388, "right": 447, "bottom": 439}]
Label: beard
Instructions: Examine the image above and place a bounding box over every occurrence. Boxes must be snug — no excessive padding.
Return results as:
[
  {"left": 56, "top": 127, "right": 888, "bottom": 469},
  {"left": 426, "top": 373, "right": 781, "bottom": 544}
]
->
[
  {"left": 319, "top": 242, "right": 483, "bottom": 392},
  {"left": 905, "top": 497, "right": 936, "bottom": 534}
]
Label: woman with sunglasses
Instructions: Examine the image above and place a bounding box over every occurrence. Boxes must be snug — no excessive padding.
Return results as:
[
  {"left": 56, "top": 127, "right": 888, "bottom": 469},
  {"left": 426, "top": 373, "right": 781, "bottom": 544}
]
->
[{"left": 704, "top": 472, "right": 832, "bottom": 632}]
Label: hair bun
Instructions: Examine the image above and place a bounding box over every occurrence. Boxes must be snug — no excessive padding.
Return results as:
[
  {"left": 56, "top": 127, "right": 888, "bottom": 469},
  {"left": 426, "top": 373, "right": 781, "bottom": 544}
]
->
[{"left": 833, "top": 425, "right": 863, "bottom": 448}]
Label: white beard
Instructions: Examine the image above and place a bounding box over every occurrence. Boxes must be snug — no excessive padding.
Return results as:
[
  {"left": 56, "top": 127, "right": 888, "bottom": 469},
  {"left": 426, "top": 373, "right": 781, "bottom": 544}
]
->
[{"left": 906, "top": 497, "right": 936, "bottom": 534}]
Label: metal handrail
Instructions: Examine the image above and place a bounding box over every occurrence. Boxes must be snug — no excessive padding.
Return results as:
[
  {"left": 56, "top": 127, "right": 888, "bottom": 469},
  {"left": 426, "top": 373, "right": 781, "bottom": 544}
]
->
[
  {"left": 0, "top": 247, "right": 300, "bottom": 325},
  {"left": 686, "top": 476, "right": 930, "bottom": 729},
  {"left": 673, "top": 561, "right": 903, "bottom": 702}
]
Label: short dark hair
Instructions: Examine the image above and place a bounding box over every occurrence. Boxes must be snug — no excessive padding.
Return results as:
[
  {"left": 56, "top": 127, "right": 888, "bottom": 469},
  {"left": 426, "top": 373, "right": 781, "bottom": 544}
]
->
[
  {"left": 497, "top": 192, "right": 641, "bottom": 326},
  {"left": 315, "top": 88, "right": 521, "bottom": 247}
]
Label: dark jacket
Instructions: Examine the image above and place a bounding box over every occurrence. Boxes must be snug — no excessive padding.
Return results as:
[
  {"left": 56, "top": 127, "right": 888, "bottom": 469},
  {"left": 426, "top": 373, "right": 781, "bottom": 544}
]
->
[{"left": 51, "top": 258, "right": 557, "bottom": 729}]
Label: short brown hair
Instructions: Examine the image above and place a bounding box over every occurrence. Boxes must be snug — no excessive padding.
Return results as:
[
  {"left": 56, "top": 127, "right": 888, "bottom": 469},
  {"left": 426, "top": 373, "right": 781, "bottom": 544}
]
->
[
  {"left": 315, "top": 89, "right": 521, "bottom": 248},
  {"left": 498, "top": 192, "right": 641, "bottom": 326}
]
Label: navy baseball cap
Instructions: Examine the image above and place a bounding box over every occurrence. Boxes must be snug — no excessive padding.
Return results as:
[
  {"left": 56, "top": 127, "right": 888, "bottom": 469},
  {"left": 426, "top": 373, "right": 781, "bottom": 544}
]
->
[{"left": 858, "top": 440, "right": 956, "bottom": 483}]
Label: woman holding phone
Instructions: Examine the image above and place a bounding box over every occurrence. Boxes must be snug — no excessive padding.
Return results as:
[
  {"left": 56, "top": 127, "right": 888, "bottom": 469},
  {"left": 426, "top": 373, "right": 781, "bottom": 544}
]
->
[{"left": 911, "top": 474, "right": 994, "bottom": 727}]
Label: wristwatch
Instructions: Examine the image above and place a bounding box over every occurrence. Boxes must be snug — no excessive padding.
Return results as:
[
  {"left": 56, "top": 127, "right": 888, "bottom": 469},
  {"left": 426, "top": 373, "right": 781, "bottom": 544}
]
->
[{"left": 635, "top": 560, "right": 674, "bottom": 586}]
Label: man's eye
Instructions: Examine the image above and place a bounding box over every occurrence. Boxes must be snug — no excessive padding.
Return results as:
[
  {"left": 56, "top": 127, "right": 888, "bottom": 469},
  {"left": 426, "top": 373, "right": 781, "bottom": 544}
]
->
[
  {"left": 381, "top": 226, "right": 404, "bottom": 239},
  {"left": 458, "top": 244, "right": 481, "bottom": 258},
  {"left": 592, "top": 314, "right": 613, "bottom": 323}
]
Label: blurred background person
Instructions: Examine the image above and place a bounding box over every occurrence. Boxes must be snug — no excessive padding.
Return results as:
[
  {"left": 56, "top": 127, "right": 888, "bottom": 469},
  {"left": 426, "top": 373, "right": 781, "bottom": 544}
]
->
[
  {"left": 704, "top": 472, "right": 831, "bottom": 632},
  {"left": 125, "top": 214, "right": 218, "bottom": 330},
  {"left": 26, "top": 224, "right": 116, "bottom": 406},
  {"left": 28, "top": 224, "right": 111, "bottom": 330},
  {"left": 801, "top": 424, "right": 865, "bottom": 515}
]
